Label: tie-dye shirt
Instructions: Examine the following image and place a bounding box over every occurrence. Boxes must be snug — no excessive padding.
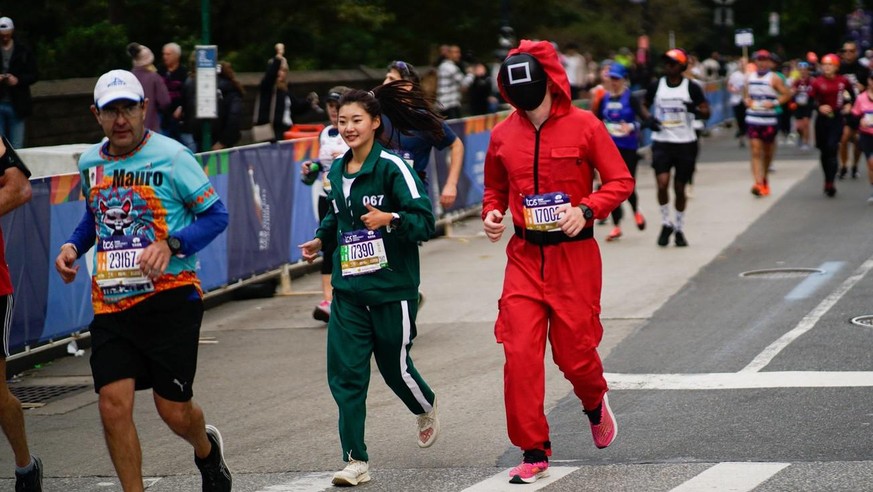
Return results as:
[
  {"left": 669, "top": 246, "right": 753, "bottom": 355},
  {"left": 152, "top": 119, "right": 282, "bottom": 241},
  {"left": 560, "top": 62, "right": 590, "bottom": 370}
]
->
[{"left": 78, "top": 131, "right": 219, "bottom": 313}]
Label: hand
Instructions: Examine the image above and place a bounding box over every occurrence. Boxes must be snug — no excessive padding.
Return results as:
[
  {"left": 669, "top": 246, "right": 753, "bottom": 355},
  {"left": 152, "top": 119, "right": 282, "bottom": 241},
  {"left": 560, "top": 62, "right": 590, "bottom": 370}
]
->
[
  {"left": 439, "top": 183, "right": 457, "bottom": 209},
  {"left": 298, "top": 238, "right": 322, "bottom": 263},
  {"left": 555, "top": 204, "right": 587, "bottom": 237},
  {"left": 137, "top": 240, "right": 172, "bottom": 280},
  {"left": 4, "top": 74, "right": 18, "bottom": 86},
  {"left": 54, "top": 245, "right": 80, "bottom": 284},
  {"left": 300, "top": 160, "right": 312, "bottom": 176},
  {"left": 483, "top": 209, "right": 505, "bottom": 242},
  {"left": 361, "top": 203, "right": 390, "bottom": 230},
  {"left": 173, "top": 106, "right": 183, "bottom": 120},
  {"left": 819, "top": 104, "right": 833, "bottom": 116}
]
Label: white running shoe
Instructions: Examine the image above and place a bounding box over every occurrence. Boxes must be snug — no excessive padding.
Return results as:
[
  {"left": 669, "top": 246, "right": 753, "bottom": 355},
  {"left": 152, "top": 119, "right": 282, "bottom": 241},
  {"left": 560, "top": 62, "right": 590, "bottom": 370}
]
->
[
  {"left": 332, "top": 459, "right": 370, "bottom": 486},
  {"left": 416, "top": 398, "right": 440, "bottom": 448}
]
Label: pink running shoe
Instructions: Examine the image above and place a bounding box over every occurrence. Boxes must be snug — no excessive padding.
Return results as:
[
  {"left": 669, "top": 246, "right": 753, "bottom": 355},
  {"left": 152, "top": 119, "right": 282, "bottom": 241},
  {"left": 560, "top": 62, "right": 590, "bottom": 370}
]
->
[
  {"left": 313, "top": 300, "right": 330, "bottom": 323},
  {"left": 589, "top": 393, "right": 618, "bottom": 449},
  {"left": 508, "top": 460, "right": 549, "bottom": 484}
]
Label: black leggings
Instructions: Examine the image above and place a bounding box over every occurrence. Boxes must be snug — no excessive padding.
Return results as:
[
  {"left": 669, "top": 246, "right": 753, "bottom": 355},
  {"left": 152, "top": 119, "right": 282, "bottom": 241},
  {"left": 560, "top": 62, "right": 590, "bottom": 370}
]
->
[
  {"left": 815, "top": 114, "right": 844, "bottom": 184},
  {"left": 611, "top": 147, "right": 640, "bottom": 225}
]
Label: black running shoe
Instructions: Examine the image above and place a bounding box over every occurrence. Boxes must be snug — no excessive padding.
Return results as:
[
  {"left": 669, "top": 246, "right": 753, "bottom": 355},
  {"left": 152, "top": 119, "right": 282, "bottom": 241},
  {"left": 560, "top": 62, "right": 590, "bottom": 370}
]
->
[
  {"left": 852, "top": 167, "right": 859, "bottom": 179},
  {"left": 196, "top": 425, "right": 232, "bottom": 492},
  {"left": 674, "top": 231, "right": 688, "bottom": 247},
  {"left": 15, "top": 456, "right": 42, "bottom": 492},
  {"left": 657, "top": 224, "right": 674, "bottom": 247},
  {"left": 839, "top": 167, "right": 847, "bottom": 180}
]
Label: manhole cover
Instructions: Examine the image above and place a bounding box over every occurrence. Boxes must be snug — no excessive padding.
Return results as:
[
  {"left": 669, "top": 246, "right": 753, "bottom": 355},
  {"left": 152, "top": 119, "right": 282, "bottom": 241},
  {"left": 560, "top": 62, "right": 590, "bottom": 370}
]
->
[
  {"left": 739, "top": 268, "right": 825, "bottom": 279},
  {"left": 9, "top": 384, "right": 90, "bottom": 405},
  {"left": 851, "top": 315, "right": 873, "bottom": 327}
]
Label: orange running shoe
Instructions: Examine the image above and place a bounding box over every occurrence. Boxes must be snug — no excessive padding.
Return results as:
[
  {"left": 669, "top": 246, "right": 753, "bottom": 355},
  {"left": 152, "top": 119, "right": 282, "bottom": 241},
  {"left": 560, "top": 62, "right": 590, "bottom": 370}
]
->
[
  {"left": 761, "top": 184, "right": 771, "bottom": 196},
  {"left": 634, "top": 212, "right": 646, "bottom": 230},
  {"left": 606, "top": 226, "right": 622, "bottom": 241},
  {"left": 751, "top": 184, "right": 763, "bottom": 196}
]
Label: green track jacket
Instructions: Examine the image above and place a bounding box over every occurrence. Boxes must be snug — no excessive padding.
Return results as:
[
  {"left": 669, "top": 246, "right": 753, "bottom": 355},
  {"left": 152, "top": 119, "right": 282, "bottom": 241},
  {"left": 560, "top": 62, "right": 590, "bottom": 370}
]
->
[{"left": 315, "top": 142, "right": 435, "bottom": 305}]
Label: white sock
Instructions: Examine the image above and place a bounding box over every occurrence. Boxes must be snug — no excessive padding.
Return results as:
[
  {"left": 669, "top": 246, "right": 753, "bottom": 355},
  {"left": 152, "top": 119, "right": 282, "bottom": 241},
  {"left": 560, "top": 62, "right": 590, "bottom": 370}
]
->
[
  {"left": 674, "top": 211, "right": 685, "bottom": 232},
  {"left": 660, "top": 204, "right": 672, "bottom": 226}
]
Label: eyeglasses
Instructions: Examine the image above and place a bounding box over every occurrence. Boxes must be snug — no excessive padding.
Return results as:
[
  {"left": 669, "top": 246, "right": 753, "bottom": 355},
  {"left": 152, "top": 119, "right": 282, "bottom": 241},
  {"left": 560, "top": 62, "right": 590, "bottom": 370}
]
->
[{"left": 98, "top": 104, "right": 143, "bottom": 121}]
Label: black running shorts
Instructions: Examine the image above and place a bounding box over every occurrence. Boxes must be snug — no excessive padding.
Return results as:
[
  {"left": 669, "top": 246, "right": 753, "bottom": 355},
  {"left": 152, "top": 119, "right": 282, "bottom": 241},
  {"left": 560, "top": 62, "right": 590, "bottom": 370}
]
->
[
  {"left": 89, "top": 285, "right": 204, "bottom": 402},
  {"left": 651, "top": 141, "right": 699, "bottom": 184}
]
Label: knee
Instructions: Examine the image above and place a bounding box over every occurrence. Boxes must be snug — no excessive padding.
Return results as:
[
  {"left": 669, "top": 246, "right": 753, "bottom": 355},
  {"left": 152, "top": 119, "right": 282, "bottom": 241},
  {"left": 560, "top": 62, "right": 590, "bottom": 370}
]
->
[
  {"left": 98, "top": 391, "right": 134, "bottom": 423},
  {"left": 156, "top": 401, "right": 195, "bottom": 431}
]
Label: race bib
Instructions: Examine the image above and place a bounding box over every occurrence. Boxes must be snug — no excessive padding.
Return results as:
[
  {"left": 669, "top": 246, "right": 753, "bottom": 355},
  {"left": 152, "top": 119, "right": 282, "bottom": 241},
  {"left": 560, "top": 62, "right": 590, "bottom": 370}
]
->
[
  {"left": 340, "top": 229, "right": 388, "bottom": 276},
  {"left": 795, "top": 92, "right": 808, "bottom": 106},
  {"left": 95, "top": 235, "right": 154, "bottom": 303},
  {"left": 660, "top": 101, "right": 688, "bottom": 128},
  {"left": 605, "top": 122, "right": 630, "bottom": 137},
  {"left": 522, "top": 192, "right": 570, "bottom": 232},
  {"left": 864, "top": 112, "right": 873, "bottom": 126}
]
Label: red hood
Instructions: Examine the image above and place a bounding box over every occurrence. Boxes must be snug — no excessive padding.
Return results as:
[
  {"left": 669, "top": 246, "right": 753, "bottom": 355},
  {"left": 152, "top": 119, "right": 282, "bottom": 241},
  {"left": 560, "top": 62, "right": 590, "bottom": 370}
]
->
[{"left": 498, "top": 39, "right": 572, "bottom": 116}]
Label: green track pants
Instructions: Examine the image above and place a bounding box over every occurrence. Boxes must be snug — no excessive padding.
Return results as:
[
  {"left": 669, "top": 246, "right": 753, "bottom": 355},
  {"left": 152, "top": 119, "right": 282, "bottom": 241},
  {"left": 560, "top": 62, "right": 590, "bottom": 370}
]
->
[{"left": 327, "top": 293, "right": 436, "bottom": 462}]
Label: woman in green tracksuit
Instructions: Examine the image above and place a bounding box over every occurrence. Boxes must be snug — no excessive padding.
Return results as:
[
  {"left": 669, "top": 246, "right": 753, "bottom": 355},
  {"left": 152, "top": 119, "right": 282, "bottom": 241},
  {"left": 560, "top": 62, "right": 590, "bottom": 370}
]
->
[{"left": 299, "top": 82, "right": 444, "bottom": 487}]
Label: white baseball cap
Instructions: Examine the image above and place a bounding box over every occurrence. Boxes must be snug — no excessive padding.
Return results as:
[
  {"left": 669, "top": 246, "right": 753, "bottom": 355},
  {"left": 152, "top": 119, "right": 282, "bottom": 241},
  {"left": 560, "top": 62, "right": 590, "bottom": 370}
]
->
[
  {"left": 0, "top": 17, "right": 14, "bottom": 32},
  {"left": 93, "top": 70, "right": 144, "bottom": 109}
]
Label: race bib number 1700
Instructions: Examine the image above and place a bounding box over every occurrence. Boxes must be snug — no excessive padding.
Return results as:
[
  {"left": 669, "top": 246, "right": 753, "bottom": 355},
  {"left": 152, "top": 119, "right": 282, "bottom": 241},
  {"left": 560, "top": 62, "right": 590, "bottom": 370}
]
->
[{"left": 522, "top": 191, "right": 570, "bottom": 232}]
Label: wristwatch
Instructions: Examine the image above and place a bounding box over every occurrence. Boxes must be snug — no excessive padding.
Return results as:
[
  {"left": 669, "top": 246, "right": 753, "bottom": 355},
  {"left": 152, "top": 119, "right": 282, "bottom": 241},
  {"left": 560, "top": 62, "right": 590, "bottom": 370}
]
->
[
  {"left": 167, "top": 236, "right": 183, "bottom": 255},
  {"left": 578, "top": 205, "right": 594, "bottom": 220},
  {"left": 389, "top": 212, "right": 402, "bottom": 230}
]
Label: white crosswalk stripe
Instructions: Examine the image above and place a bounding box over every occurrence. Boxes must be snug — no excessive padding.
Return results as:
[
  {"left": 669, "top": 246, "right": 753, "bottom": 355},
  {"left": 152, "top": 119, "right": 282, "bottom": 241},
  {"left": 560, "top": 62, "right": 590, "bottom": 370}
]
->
[
  {"left": 669, "top": 462, "right": 790, "bottom": 492},
  {"left": 460, "top": 466, "right": 579, "bottom": 491}
]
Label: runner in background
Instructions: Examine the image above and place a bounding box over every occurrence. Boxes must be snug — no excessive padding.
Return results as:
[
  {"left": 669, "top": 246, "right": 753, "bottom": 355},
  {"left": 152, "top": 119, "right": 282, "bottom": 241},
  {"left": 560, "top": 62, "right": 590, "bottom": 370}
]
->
[
  {"left": 302, "top": 86, "right": 351, "bottom": 323},
  {"left": 644, "top": 48, "right": 710, "bottom": 247},
  {"left": 808, "top": 53, "right": 855, "bottom": 197},
  {"left": 743, "top": 49, "right": 792, "bottom": 197},
  {"left": 792, "top": 61, "right": 814, "bottom": 151},
  {"left": 850, "top": 72, "right": 873, "bottom": 202},
  {"left": 838, "top": 40, "right": 867, "bottom": 179},
  {"left": 591, "top": 62, "right": 649, "bottom": 241}
]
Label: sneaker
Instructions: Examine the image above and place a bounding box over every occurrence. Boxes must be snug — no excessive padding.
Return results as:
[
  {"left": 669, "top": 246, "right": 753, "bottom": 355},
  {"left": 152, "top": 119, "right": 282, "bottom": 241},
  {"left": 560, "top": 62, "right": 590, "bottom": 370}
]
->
[
  {"left": 751, "top": 184, "right": 763, "bottom": 197},
  {"left": 852, "top": 167, "right": 860, "bottom": 179},
  {"left": 634, "top": 212, "right": 646, "bottom": 231},
  {"left": 657, "top": 224, "right": 673, "bottom": 247},
  {"left": 606, "top": 226, "right": 622, "bottom": 242},
  {"left": 15, "top": 456, "right": 42, "bottom": 492},
  {"left": 508, "top": 453, "right": 549, "bottom": 484},
  {"left": 760, "top": 184, "right": 771, "bottom": 196},
  {"left": 800, "top": 144, "right": 811, "bottom": 152},
  {"left": 824, "top": 182, "right": 837, "bottom": 198},
  {"left": 195, "top": 425, "right": 232, "bottom": 492},
  {"left": 313, "top": 300, "right": 330, "bottom": 323},
  {"left": 416, "top": 398, "right": 440, "bottom": 448},
  {"left": 674, "top": 231, "right": 688, "bottom": 247},
  {"left": 839, "top": 167, "right": 848, "bottom": 180},
  {"left": 587, "top": 394, "right": 618, "bottom": 449},
  {"left": 868, "top": 193, "right": 873, "bottom": 204},
  {"left": 332, "top": 459, "right": 371, "bottom": 486}
]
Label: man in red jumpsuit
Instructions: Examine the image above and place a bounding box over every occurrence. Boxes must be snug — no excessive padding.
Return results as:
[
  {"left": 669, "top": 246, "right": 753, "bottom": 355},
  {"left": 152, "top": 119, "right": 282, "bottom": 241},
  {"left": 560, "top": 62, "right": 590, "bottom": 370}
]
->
[{"left": 482, "top": 40, "right": 633, "bottom": 484}]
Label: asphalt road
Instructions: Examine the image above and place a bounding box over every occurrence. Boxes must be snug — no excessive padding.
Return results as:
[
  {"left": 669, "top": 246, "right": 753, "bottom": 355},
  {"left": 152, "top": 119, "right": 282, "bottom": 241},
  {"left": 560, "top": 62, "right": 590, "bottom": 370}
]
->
[{"left": 4, "top": 127, "right": 873, "bottom": 491}]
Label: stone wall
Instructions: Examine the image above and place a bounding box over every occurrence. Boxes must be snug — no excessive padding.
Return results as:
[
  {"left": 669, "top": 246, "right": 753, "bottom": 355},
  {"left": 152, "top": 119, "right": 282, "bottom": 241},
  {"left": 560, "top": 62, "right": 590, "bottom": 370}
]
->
[{"left": 24, "top": 67, "right": 386, "bottom": 148}]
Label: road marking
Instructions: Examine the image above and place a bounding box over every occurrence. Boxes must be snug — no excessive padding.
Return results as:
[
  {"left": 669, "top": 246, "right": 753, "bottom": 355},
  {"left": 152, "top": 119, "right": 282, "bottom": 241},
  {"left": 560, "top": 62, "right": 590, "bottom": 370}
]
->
[
  {"left": 669, "top": 462, "right": 789, "bottom": 492},
  {"left": 606, "top": 371, "right": 873, "bottom": 390},
  {"left": 743, "top": 257, "right": 873, "bottom": 373},
  {"left": 460, "top": 466, "right": 578, "bottom": 491},
  {"left": 784, "top": 261, "right": 844, "bottom": 300},
  {"left": 253, "top": 472, "right": 334, "bottom": 491}
]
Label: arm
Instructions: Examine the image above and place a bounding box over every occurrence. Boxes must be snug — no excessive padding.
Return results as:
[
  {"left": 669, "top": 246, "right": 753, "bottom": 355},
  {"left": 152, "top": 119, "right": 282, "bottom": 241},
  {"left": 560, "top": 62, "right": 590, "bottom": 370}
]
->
[
  {"left": 440, "top": 136, "right": 464, "bottom": 209},
  {"left": 388, "top": 166, "right": 435, "bottom": 242},
  {"left": 216, "top": 89, "right": 243, "bottom": 148},
  {"left": 481, "top": 134, "right": 508, "bottom": 242},
  {"left": 772, "top": 76, "right": 793, "bottom": 106},
  {"left": 688, "top": 82, "right": 711, "bottom": 120},
  {"left": 171, "top": 199, "right": 229, "bottom": 256},
  {"left": 55, "top": 207, "right": 95, "bottom": 283},
  {"left": 0, "top": 166, "right": 31, "bottom": 217},
  {"left": 579, "top": 123, "right": 634, "bottom": 217}
]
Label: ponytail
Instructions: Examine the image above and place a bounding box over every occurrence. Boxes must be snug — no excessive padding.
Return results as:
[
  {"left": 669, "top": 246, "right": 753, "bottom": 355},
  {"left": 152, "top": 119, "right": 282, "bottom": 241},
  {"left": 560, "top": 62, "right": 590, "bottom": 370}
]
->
[{"left": 338, "top": 81, "right": 445, "bottom": 142}]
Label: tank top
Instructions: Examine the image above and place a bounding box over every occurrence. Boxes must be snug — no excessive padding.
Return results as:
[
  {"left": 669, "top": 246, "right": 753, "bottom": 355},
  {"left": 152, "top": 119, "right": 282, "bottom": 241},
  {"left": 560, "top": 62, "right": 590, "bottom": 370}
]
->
[
  {"left": 651, "top": 77, "right": 696, "bottom": 143},
  {"left": 745, "top": 71, "right": 779, "bottom": 126},
  {"left": 600, "top": 89, "right": 638, "bottom": 150}
]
